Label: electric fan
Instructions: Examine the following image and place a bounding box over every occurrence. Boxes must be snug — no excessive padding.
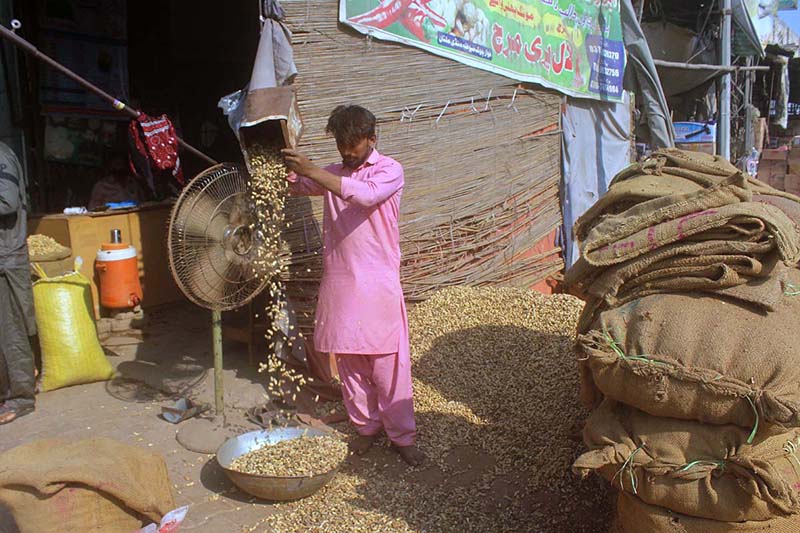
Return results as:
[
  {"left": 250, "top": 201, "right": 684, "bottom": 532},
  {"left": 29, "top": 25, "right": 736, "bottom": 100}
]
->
[{"left": 167, "top": 162, "right": 271, "bottom": 416}]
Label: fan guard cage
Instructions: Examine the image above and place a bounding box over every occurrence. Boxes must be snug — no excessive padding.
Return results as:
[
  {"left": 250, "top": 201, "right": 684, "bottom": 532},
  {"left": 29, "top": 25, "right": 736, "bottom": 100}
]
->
[{"left": 168, "top": 162, "right": 269, "bottom": 311}]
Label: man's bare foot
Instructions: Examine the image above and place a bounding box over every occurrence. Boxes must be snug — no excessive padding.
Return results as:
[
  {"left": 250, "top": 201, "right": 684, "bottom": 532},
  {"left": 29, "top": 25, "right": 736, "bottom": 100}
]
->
[
  {"left": 394, "top": 444, "right": 425, "bottom": 467},
  {"left": 350, "top": 434, "right": 378, "bottom": 455}
]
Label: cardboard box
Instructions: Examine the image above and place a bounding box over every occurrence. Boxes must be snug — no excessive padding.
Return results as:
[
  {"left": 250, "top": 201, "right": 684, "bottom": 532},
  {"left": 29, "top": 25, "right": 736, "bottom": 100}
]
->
[
  {"left": 240, "top": 86, "right": 303, "bottom": 152},
  {"left": 786, "top": 174, "right": 800, "bottom": 196},
  {"left": 761, "top": 148, "right": 788, "bottom": 161},
  {"left": 758, "top": 172, "right": 786, "bottom": 191},
  {"left": 757, "top": 159, "right": 787, "bottom": 182},
  {"left": 788, "top": 148, "right": 800, "bottom": 174},
  {"left": 675, "top": 142, "right": 715, "bottom": 155},
  {"left": 755, "top": 119, "right": 768, "bottom": 152},
  {"left": 763, "top": 174, "right": 785, "bottom": 191},
  {"left": 673, "top": 122, "right": 717, "bottom": 144}
]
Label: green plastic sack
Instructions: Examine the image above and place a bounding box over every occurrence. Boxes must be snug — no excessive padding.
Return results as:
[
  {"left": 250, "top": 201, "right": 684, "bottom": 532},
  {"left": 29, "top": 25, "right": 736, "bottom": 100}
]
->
[{"left": 32, "top": 260, "right": 114, "bottom": 391}]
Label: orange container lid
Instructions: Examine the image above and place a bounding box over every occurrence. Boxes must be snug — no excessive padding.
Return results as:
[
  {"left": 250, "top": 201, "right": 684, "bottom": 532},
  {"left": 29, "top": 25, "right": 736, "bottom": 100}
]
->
[{"left": 101, "top": 242, "right": 130, "bottom": 251}]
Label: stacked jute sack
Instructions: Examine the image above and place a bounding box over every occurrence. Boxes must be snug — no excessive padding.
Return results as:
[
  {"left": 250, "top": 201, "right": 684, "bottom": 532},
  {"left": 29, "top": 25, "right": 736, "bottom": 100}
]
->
[{"left": 564, "top": 149, "right": 800, "bottom": 532}]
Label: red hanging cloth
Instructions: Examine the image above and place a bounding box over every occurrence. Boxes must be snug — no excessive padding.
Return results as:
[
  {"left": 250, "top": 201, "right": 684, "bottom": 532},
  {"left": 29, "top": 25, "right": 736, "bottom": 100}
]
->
[{"left": 128, "top": 114, "right": 184, "bottom": 187}]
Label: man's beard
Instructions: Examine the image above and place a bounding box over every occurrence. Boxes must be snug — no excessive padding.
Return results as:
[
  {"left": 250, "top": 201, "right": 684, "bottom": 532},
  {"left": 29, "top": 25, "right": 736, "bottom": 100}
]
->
[
  {"left": 342, "top": 157, "right": 360, "bottom": 169},
  {"left": 342, "top": 147, "right": 372, "bottom": 169}
]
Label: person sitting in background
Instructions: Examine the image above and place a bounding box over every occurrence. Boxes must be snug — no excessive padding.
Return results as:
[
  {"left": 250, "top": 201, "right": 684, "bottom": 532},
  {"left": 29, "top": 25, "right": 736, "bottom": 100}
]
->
[{"left": 88, "top": 157, "right": 147, "bottom": 210}]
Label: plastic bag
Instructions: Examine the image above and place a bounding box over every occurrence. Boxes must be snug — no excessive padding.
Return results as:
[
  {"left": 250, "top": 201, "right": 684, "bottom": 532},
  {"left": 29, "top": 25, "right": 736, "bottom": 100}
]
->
[
  {"left": 136, "top": 506, "right": 189, "bottom": 533},
  {"left": 32, "top": 259, "right": 114, "bottom": 391},
  {"left": 218, "top": 87, "right": 248, "bottom": 139}
]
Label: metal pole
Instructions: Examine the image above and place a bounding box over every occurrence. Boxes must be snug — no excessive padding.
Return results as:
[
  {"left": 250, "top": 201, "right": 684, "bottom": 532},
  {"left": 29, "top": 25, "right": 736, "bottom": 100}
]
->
[
  {"left": 212, "top": 309, "right": 224, "bottom": 416},
  {"left": 744, "top": 56, "right": 754, "bottom": 154},
  {"left": 652, "top": 59, "right": 769, "bottom": 72},
  {"left": 720, "top": 0, "right": 732, "bottom": 160},
  {"left": 0, "top": 22, "right": 218, "bottom": 167}
]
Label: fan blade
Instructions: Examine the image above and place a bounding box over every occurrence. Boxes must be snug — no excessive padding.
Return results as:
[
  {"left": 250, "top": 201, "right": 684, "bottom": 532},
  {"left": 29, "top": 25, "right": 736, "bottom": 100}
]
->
[
  {"left": 177, "top": 227, "right": 222, "bottom": 246},
  {"left": 179, "top": 194, "right": 230, "bottom": 240},
  {"left": 185, "top": 245, "right": 230, "bottom": 304}
]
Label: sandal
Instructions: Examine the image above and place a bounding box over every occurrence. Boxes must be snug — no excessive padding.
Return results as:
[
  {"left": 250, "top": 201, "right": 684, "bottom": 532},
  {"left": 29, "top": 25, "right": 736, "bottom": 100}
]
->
[
  {"left": 0, "top": 403, "right": 34, "bottom": 425},
  {"left": 246, "top": 405, "right": 290, "bottom": 428}
]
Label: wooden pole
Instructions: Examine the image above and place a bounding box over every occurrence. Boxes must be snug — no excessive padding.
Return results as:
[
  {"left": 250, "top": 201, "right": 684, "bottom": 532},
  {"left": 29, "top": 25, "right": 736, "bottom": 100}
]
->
[{"left": 212, "top": 309, "right": 225, "bottom": 417}]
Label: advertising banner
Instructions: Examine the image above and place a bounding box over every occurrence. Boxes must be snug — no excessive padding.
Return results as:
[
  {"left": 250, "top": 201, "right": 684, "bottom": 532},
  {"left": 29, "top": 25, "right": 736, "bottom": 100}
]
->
[{"left": 340, "top": 0, "right": 625, "bottom": 102}]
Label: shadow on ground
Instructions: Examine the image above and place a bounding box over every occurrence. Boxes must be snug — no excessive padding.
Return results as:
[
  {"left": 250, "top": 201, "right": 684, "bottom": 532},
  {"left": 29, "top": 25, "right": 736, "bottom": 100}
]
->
[
  {"left": 346, "top": 325, "right": 612, "bottom": 532},
  {"left": 103, "top": 302, "right": 270, "bottom": 409}
]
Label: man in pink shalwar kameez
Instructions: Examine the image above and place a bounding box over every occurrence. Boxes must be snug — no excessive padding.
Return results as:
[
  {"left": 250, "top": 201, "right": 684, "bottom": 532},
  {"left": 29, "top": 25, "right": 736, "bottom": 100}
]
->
[{"left": 282, "top": 105, "right": 424, "bottom": 466}]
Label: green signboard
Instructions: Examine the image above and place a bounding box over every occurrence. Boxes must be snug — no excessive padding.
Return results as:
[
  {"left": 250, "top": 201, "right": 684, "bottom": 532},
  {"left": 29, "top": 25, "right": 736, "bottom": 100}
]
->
[
  {"left": 779, "top": 0, "right": 798, "bottom": 10},
  {"left": 340, "top": 0, "right": 625, "bottom": 102}
]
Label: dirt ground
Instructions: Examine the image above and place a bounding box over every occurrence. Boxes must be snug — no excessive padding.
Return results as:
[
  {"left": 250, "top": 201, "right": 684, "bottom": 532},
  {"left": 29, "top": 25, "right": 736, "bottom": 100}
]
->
[{"left": 0, "top": 301, "right": 611, "bottom": 532}]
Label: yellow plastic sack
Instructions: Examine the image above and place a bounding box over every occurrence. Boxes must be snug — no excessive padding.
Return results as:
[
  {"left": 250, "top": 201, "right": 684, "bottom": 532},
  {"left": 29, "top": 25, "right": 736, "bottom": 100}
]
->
[{"left": 32, "top": 260, "right": 114, "bottom": 391}]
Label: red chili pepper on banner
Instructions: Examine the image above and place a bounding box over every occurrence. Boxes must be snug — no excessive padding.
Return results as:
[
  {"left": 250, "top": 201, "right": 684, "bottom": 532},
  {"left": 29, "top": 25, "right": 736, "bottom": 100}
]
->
[
  {"left": 401, "top": 0, "right": 446, "bottom": 40},
  {"left": 402, "top": 7, "right": 427, "bottom": 40},
  {"left": 349, "top": 0, "right": 411, "bottom": 29},
  {"left": 413, "top": 0, "right": 446, "bottom": 28}
]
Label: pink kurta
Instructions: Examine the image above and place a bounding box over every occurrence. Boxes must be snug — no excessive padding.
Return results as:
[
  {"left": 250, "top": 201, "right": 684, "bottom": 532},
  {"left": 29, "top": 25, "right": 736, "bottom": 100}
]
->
[
  {"left": 287, "top": 149, "right": 405, "bottom": 355},
  {"left": 288, "top": 149, "right": 416, "bottom": 445}
]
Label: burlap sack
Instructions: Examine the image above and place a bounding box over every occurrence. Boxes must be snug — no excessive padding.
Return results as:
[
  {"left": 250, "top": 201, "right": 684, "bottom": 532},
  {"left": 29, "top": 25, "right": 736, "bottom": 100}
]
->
[
  {"left": 577, "top": 173, "right": 750, "bottom": 251},
  {"left": 567, "top": 237, "right": 771, "bottom": 295},
  {"left": 583, "top": 195, "right": 799, "bottom": 267},
  {"left": 574, "top": 150, "right": 800, "bottom": 268},
  {"left": 655, "top": 149, "right": 741, "bottom": 177},
  {"left": 574, "top": 400, "right": 800, "bottom": 522},
  {"left": 574, "top": 173, "right": 708, "bottom": 241},
  {"left": 609, "top": 254, "right": 789, "bottom": 312},
  {"left": 0, "top": 438, "right": 175, "bottom": 533},
  {"left": 565, "top": 237, "right": 776, "bottom": 306},
  {"left": 755, "top": 194, "right": 800, "bottom": 227},
  {"left": 577, "top": 268, "right": 800, "bottom": 428},
  {"left": 615, "top": 492, "right": 800, "bottom": 533},
  {"left": 574, "top": 149, "right": 743, "bottom": 241}
]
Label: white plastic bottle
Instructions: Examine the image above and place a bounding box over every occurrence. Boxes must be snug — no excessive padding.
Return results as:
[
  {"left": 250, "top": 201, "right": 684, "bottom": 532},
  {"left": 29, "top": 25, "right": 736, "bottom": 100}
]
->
[{"left": 746, "top": 147, "right": 759, "bottom": 177}]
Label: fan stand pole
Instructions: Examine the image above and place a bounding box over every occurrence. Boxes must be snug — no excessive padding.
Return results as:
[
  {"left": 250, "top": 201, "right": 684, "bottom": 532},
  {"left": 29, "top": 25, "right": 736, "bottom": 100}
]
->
[
  {"left": 212, "top": 309, "right": 224, "bottom": 416},
  {"left": 174, "top": 309, "right": 228, "bottom": 454}
]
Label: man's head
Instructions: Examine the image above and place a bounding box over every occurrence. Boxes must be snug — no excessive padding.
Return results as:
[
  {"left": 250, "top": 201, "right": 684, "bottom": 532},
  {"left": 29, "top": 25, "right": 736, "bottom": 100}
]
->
[
  {"left": 326, "top": 105, "right": 377, "bottom": 169},
  {"left": 109, "top": 157, "right": 129, "bottom": 183}
]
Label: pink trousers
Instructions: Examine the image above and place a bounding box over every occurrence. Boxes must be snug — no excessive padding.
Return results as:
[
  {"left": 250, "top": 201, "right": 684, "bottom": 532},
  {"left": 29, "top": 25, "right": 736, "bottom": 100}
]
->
[{"left": 335, "top": 352, "right": 416, "bottom": 447}]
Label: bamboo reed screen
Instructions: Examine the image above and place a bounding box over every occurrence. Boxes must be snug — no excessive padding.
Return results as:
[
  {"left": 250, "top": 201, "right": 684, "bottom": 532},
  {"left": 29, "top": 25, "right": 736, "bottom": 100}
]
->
[{"left": 276, "top": 0, "right": 564, "bottom": 336}]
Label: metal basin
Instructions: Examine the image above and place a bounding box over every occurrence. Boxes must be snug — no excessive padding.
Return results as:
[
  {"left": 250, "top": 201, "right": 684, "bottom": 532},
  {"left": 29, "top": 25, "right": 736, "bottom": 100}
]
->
[{"left": 216, "top": 427, "right": 344, "bottom": 501}]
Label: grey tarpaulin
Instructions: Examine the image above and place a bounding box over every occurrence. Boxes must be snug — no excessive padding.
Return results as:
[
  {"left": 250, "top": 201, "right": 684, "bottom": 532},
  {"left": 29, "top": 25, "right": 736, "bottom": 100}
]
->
[
  {"left": 251, "top": 0, "right": 297, "bottom": 89},
  {"left": 643, "top": 22, "right": 719, "bottom": 97},
  {"left": 643, "top": 0, "right": 763, "bottom": 99},
  {"left": 561, "top": 93, "right": 632, "bottom": 268},
  {"left": 560, "top": 2, "right": 664, "bottom": 267},
  {"left": 217, "top": 0, "right": 298, "bottom": 138},
  {"left": 732, "top": 0, "right": 765, "bottom": 59},
  {"left": 621, "top": 0, "right": 674, "bottom": 148}
]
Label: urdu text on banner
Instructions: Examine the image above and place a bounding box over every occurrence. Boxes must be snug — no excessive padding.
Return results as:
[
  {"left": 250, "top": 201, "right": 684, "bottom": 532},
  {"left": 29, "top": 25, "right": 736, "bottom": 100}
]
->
[{"left": 339, "top": 0, "right": 626, "bottom": 102}]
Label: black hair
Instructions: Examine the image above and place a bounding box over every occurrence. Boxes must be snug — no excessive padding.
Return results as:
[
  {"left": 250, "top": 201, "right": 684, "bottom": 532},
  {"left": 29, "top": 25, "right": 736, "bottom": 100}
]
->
[{"left": 325, "top": 105, "right": 376, "bottom": 146}]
